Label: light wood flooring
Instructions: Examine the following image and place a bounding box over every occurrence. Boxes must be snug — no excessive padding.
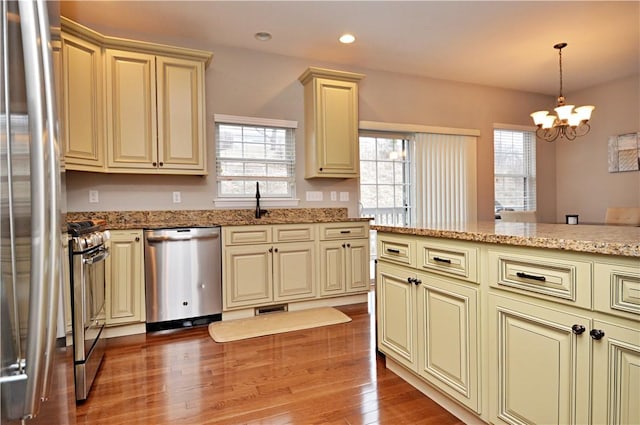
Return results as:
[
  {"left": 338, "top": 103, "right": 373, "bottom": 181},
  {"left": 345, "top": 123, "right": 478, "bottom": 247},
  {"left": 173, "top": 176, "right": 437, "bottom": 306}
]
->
[{"left": 46, "top": 299, "right": 464, "bottom": 425}]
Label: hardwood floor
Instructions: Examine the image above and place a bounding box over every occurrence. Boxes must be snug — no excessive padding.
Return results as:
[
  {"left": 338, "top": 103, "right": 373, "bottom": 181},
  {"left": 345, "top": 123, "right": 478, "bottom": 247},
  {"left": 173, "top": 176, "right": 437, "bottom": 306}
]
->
[{"left": 51, "top": 299, "right": 464, "bottom": 424}]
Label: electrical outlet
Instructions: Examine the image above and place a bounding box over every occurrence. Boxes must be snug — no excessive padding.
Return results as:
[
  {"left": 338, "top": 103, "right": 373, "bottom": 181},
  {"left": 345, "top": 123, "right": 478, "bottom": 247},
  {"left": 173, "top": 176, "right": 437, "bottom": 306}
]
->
[
  {"left": 89, "top": 190, "right": 99, "bottom": 203},
  {"left": 173, "top": 191, "right": 182, "bottom": 203},
  {"left": 339, "top": 192, "right": 349, "bottom": 202},
  {"left": 305, "top": 191, "right": 323, "bottom": 201},
  {"left": 330, "top": 191, "right": 337, "bottom": 201}
]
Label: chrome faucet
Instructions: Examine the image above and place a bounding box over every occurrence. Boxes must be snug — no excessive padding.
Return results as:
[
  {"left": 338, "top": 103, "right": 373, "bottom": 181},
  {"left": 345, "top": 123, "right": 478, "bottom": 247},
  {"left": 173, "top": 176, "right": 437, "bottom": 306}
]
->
[{"left": 255, "top": 182, "right": 268, "bottom": 219}]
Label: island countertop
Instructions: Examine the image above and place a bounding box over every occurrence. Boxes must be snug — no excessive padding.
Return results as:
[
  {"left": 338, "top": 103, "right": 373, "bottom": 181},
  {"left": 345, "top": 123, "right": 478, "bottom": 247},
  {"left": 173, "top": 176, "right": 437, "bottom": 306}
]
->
[{"left": 372, "top": 222, "right": 640, "bottom": 257}]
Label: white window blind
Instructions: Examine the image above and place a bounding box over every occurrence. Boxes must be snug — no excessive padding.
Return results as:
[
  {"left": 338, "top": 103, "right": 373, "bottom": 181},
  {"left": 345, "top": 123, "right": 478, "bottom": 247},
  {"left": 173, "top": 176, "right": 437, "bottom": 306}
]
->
[
  {"left": 493, "top": 128, "right": 536, "bottom": 212},
  {"left": 215, "top": 114, "right": 296, "bottom": 199},
  {"left": 414, "top": 133, "right": 477, "bottom": 227}
]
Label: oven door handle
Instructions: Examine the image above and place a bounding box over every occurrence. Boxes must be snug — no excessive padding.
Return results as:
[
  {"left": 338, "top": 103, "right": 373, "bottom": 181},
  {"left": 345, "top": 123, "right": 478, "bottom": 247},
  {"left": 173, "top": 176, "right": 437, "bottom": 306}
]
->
[{"left": 82, "top": 248, "right": 110, "bottom": 265}]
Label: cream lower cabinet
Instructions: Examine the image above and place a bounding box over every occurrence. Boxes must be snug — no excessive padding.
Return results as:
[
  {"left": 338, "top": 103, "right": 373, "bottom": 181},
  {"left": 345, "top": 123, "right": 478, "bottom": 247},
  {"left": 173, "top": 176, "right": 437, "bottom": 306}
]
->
[
  {"left": 223, "top": 224, "right": 317, "bottom": 310},
  {"left": 318, "top": 222, "right": 370, "bottom": 297},
  {"left": 489, "top": 294, "right": 591, "bottom": 425},
  {"left": 376, "top": 260, "right": 480, "bottom": 413},
  {"left": 105, "top": 230, "right": 145, "bottom": 326},
  {"left": 591, "top": 319, "right": 640, "bottom": 425}
]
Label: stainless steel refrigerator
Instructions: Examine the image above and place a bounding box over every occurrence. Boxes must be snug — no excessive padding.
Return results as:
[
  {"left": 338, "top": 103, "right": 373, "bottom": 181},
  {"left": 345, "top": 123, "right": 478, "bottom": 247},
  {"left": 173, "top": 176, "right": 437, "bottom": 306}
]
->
[{"left": 1, "top": 1, "right": 72, "bottom": 424}]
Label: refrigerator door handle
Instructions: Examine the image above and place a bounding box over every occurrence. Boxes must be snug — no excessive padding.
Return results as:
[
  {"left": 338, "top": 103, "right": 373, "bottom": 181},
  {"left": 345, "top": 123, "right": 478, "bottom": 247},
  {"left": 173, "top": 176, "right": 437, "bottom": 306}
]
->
[
  {"left": 36, "top": 0, "right": 61, "bottom": 404},
  {"left": 17, "top": 0, "right": 55, "bottom": 419}
]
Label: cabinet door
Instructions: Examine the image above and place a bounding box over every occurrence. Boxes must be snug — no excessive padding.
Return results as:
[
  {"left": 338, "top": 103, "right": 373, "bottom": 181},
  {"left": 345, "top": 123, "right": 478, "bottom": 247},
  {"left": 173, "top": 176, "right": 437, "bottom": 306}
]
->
[
  {"left": 592, "top": 319, "right": 640, "bottom": 425},
  {"left": 309, "top": 78, "right": 359, "bottom": 177},
  {"left": 61, "top": 32, "right": 104, "bottom": 171},
  {"left": 105, "top": 230, "right": 145, "bottom": 325},
  {"left": 319, "top": 241, "right": 345, "bottom": 296},
  {"left": 224, "top": 245, "right": 272, "bottom": 309},
  {"left": 156, "top": 56, "right": 206, "bottom": 172},
  {"left": 416, "top": 273, "right": 480, "bottom": 413},
  {"left": 273, "top": 242, "right": 317, "bottom": 301},
  {"left": 345, "top": 239, "right": 370, "bottom": 293},
  {"left": 376, "top": 262, "right": 417, "bottom": 372},
  {"left": 489, "top": 294, "right": 591, "bottom": 425},
  {"left": 105, "top": 49, "right": 157, "bottom": 170}
]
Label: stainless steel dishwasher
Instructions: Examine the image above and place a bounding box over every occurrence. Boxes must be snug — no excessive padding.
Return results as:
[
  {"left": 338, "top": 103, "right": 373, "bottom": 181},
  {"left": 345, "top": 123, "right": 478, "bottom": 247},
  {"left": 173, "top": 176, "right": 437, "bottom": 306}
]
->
[{"left": 144, "top": 227, "right": 222, "bottom": 331}]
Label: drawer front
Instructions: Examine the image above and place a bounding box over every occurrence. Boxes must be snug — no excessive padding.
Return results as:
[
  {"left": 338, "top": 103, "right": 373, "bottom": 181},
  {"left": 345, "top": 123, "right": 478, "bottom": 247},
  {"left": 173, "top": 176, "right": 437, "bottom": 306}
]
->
[
  {"left": 377, "top": 233, "right": 415, "bottom": 267},
  {"left": 272, "top": 224, "right": 315, "bottom": 243},
  {"left": 224, "top": 226, "right": 271, "bottom": 245},
  {"left": 319, "top": 222, "right": 369, "bottom": 240},
  {"left": 488, "top": 249, "right": 592, "bottom": 308},
  {"left": 417, "top": 240, "right": 478, "bottom": 283},
  {"left": 594, "top": 262, "right": 640, "bottom": 320}
]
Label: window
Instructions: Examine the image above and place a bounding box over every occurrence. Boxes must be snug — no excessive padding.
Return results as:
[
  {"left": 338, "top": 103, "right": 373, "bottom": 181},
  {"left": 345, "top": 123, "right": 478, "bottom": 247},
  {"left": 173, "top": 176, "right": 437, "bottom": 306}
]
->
[
  {"left": 359, "top": 132, "right": 413, "bottom": 226},
  {"left": 215, "top": 114, "right": 296, "bottom": 201},
  {"left": 494, "top": 128, "right": 536, "bottom": 213}
]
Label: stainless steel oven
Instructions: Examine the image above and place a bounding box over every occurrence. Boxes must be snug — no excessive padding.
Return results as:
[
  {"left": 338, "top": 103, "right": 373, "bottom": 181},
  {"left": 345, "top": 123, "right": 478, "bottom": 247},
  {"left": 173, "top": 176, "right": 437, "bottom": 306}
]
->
[{"left": 67, "top": 220, "right": 110, "bottom": 402}]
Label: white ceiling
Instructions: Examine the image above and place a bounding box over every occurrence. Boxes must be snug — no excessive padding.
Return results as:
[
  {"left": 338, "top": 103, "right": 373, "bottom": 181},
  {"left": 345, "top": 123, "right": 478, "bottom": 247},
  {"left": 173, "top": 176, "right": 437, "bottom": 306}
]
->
[{"left": 61, "top": 1, "right": 639, "bottom": 96}]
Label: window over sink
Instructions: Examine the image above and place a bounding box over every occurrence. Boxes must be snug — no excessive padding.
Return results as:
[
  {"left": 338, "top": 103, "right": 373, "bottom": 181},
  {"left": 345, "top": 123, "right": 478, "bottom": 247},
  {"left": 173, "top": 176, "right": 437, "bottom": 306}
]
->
[{"left": 214, "top": 114, "right": 298, "bottom": 207}]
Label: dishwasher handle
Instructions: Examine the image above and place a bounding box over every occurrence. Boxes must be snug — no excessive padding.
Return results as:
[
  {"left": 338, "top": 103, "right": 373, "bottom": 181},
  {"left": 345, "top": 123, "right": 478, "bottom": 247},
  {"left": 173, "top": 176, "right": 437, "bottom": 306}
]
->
[{"left": 145, "top": 232, "right": 220, "bottom": 243}]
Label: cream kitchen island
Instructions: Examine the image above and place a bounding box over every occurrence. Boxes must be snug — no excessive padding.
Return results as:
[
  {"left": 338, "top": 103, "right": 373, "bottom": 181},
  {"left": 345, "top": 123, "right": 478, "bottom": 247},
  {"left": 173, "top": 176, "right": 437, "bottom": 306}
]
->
[{"left": 373, "top": 222, "right": 639, "bottom": 425}]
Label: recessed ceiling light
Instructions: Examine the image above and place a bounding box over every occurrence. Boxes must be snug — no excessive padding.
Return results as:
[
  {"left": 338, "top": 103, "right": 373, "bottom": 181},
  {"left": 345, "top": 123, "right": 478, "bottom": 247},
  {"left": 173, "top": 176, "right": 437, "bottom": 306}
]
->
[
  {"left": 339, "top": 33, "right": 356, "bottom": 44},
  {"left": 254, "top": 31, "right": 272, "bottom": 41}
]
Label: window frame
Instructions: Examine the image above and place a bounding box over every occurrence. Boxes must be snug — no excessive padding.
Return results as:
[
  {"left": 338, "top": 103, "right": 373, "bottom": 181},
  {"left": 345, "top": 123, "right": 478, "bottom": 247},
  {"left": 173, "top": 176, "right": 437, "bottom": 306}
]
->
[
  {"left": 493, "top": 125, "right": 537, "bottom": 214},
  {"left": 213, "top": 114, "right": 298, "bottom": 207},
  {"left": 358, "top": 131, "right": 414, "bottom": 227}
]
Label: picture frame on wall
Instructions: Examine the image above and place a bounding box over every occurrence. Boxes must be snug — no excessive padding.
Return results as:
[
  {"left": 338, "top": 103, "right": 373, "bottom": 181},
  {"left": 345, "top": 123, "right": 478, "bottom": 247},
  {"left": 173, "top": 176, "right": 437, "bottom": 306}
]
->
[{"left": 608, "top": 132, "right": 640, "bottom": 173}]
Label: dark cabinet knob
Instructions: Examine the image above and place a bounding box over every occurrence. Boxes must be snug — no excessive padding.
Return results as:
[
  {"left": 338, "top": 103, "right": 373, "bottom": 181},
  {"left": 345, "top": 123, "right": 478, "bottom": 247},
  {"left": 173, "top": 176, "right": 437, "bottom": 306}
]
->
[
  {"left": 182, "top": 301, "right": 188, "bottom": 306},
  {"left": 268, "top": 247, "right": 273, "bottom": 253},
  {"left": 407, "top": 277, "right": 414, "bottom": 284},
  {"left": 159, "top": 162, "right": 164, "bottom": 167},
  {"left": 319, "top": 167, "right": 323, "bottom": 171},
  {"left": 571, "top": 324, "right": 586, "bottom": 335},
  {"left": 342, "top": 243, "right": 346, "bottom": 248},
  {"left": 152, "top": 162, "right": 157, "bottom": 166},
  {"left": 413, "top": 279, "right": 422, "bottom": 285},
  {"left": 135, "top": 236, "right": 140, "bottom": 242},
  {"left": 274, "top": 248, "right": 278, "bottom": 253},
  {"left": 590, "top": 329, "right": 605, "bottom": 340},
  {"left": 347, "top": 243, "right": 351, "bottom": 248}
]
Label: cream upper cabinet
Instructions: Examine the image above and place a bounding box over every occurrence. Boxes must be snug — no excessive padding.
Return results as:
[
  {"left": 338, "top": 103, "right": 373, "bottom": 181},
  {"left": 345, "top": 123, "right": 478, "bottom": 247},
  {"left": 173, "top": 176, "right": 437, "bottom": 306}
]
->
[
  {"left": 105, "top": 50, "right": 206, "bottom": 173},
  {"left": 60, "top": 17, "right": 211, "bottom": 175},
  {"left": 298, "top": 67, "right": 364, "bottom": 179},
  {"left": 60, "top": 30, "right": 105, "bottom": 171},
  {"left": 105, "top": 230, "right": 145, "bottom": 326}
]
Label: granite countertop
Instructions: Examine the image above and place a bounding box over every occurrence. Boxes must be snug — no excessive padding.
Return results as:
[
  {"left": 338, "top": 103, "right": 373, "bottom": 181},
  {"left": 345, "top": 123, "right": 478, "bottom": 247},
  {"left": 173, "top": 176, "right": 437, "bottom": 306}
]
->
[
  {"left": 67, "top": 208, "right": 370, "bottom": 230},
  {"left": 372, "top": 222, "right": 640, "bottom": 257}
]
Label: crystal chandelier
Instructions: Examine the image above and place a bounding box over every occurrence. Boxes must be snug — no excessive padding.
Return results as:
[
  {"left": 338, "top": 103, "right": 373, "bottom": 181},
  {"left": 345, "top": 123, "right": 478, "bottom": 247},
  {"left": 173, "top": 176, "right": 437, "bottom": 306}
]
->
[{"left": 530, "top": 43, "right": 595, "bottom": 142}]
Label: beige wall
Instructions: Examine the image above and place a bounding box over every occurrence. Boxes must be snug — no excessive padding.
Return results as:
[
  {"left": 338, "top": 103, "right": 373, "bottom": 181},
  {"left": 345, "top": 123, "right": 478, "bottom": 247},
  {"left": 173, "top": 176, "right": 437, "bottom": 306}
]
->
[
  {"left": 65, "top": 36, "right": 558, "bottom": 221},
  {"left": 554, "top": 74, "right": 640, "bottom": 224}
]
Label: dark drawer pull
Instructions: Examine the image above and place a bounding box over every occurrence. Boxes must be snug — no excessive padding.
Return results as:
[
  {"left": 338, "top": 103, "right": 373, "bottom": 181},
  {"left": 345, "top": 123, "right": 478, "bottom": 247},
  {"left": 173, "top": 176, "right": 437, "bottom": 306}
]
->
[
  {"left": 386, "top": 248, "right": 401, "bottom": 254},
  {"left": 340, "top": 230, "right": 351, "bottom": 234},
  {"left": 433, "top": 256, "right": 452, "bottom": 264},
  {"left": 516, "top": 272, "right": 546, "bottom": 282}
]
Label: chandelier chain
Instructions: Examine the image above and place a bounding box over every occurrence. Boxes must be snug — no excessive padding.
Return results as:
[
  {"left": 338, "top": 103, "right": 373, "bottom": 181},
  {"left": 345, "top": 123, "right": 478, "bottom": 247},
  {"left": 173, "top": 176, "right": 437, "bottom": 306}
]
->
[{"left": 558, "top": 47, "right": 563, "bottom": 98}]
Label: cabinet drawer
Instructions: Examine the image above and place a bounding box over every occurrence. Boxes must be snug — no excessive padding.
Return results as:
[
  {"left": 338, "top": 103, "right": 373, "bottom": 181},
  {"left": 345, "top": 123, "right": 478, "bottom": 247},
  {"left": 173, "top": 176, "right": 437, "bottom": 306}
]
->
[
  {"left": 377, "top": 233, "right": 415, "bottom": 267},
  {"left": 272, "top": 224, "right": 315, "bottom": 243},
  {"left": 488, "top": 249, "right": 592, "bottom": 308},
  {"left": 417, "top": 240, "right": 478, "bottom": 283},
  {"left": 319, "top": 222, "right": 369, "bottom": 240},
  {"left": 224, "top": 226, "right": 271, "bottom": 245},
  {"left": 594, "top": 261, "right": 640, "bottom": 320}
]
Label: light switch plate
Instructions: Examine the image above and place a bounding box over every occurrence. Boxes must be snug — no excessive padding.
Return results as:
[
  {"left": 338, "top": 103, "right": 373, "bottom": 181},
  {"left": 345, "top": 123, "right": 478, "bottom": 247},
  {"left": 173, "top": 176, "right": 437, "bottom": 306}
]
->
[
  {"left": 173, "top": 191, "right": 182, "bottom": 203},
  {"left": 89, "top": 190, "right": 99, "bottom": 203},
  {"left": 339, "top": 192, "right": 349, "bottom": 202},
  {"left": 330, "top": 191, "right": 337, "bottom": 201}
]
